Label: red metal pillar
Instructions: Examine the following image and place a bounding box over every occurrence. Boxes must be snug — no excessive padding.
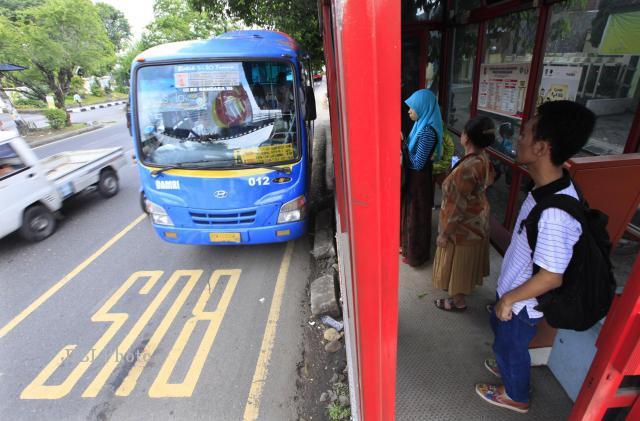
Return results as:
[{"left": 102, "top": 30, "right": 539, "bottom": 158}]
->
[
  {"left": 321, "top": 0, "right": 347, "bottom": 231},
  {"left": 330, "top": 0, "right": 401, "bottom": 419}
]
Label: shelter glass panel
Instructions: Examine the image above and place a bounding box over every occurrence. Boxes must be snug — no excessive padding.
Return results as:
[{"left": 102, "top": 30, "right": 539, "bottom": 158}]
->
[
  {"left": 448, "top": 24, "right": 478, "bottom": 133},
  {"left": 478, "top": 9, "right": 538, "bottom": 159},
  {"left": 403, "top": 0, "right": 444, "bottom": 22},
  {"left": 427, "top": 30, "right": 443, "bottom": 98},
  {"left": 539, "top": 1, "right": 640, "bottom": 156}
]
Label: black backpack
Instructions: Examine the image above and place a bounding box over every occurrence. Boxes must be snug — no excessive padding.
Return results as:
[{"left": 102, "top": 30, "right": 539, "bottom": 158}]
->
[{"left": 521, "top": 192, "right": 617, "bottom": 331}]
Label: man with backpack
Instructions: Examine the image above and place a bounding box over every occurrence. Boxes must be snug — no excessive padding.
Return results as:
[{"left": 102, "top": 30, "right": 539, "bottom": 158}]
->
[{"left": 475, "top": 101, "right": 611, "bottom": 413}]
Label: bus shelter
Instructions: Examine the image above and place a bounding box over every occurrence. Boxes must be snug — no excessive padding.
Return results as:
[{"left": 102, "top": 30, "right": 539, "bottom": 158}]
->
[{"left": 319, "top": 0, "right": 640, "bottom": 419}]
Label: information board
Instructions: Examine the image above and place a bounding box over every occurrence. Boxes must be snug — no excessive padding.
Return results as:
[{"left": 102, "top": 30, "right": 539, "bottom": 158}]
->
[
  {"left": 477, "top": 63, "right": 530, "bottom": 119},
  {"left": 537, "top": 65, "right": 583, "bottom": 106}
]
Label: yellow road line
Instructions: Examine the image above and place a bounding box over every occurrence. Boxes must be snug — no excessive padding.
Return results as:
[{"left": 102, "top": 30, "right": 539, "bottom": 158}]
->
[
  {"left": 243, "top": 241, "right": 294, "bottom": 421},
  {"left": 0, "top": 214, "right": 146, "bottom": 339}
]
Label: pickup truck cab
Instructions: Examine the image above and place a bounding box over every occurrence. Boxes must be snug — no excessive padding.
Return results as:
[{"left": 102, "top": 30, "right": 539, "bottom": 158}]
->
[{"left": 0, "top": 131, "right": 127, "bottom": 241}]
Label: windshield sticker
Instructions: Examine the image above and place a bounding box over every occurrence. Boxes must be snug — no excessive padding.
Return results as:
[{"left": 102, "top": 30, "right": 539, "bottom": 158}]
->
[
  {"left": 211, "top": 87, "right": 252, "bottom": 128},
  {"left": 234, "top": 143, "right": 294, "bottom": 164},
  {"left": 160, "top": 92, "right": 207, "bottom": 111},
  {"left": 174, "top": 63, "right": 241, "bottom": 92}
]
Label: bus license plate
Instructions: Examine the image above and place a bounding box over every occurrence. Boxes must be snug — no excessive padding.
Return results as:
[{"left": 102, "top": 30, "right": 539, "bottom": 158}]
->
[{"left": 209, "top": 232, "right": 241, "bottom": 243}]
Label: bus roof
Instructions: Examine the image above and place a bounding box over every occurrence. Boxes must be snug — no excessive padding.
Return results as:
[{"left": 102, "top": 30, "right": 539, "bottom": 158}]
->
[{"left": 134, "top": 30, "right": 304, "bottom": 64}]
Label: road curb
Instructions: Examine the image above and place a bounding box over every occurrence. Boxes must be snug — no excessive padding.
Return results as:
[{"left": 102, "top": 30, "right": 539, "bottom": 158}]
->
[
  {"left": 67, "top": 100, "right": 127, "bottom": 113},
  {"left": 25, "top": 124, "right": 106, "bottom": 148}
]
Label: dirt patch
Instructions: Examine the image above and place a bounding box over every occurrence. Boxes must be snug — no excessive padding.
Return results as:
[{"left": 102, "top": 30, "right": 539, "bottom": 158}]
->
[{"left": 296, "top": 280, "right": 348, "bottom": 421}]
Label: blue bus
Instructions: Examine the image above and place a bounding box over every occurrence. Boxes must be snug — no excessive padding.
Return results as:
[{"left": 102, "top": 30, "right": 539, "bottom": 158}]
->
[{"left": 130, "top": 30, "right": 316, "bottom": 245}]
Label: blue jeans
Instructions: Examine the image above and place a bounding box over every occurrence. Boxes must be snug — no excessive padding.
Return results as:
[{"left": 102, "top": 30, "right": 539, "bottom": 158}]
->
[{"left": 490, "top": 301, "right": 541, "bottom": 403}]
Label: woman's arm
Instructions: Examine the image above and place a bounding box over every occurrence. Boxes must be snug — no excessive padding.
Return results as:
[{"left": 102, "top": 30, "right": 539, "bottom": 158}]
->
[{"left": 408, "top": 127, "right": 437, "bottom": 170}]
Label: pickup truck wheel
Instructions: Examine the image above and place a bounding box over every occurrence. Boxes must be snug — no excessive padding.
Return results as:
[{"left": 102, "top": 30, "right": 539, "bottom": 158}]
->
[
  {"left": 98, "top": 169, "right": 119, "bottom": 198},
  {"left": 20, "top": 205, "right": 57, "bottom": 242}
]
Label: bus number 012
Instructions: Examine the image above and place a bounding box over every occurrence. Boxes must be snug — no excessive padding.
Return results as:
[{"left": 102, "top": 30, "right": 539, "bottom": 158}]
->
[{"left": 248, "top": 176, "right": 270, "bottom": 186}]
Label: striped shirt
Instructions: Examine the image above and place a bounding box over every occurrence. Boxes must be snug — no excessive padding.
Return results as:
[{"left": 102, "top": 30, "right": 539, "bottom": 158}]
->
[
  {"left": 497, "top": 174, "right": 582, "bottom": 318},
  {"left": 408, "top": 126, "right": 437, "bottom": 170}
]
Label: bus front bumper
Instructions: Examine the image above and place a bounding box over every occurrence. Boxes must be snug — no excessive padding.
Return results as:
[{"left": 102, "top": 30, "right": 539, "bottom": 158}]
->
[{"left": 151, "top": 220, "right": 307, "bottom": 245}]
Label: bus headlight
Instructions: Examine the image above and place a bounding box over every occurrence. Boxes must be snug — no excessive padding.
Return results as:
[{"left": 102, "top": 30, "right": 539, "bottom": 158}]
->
[
  {"left": 278, "top": 195, "right": 307, "bottom": 224},
  {"left": 145, "top": 199, "right": 174, "bottom": 226}
]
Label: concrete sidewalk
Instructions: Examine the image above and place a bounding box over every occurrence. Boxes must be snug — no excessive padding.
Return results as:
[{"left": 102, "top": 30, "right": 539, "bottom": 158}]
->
[{"left": 395, "top": 218, "right": 573, "bottom": 420}]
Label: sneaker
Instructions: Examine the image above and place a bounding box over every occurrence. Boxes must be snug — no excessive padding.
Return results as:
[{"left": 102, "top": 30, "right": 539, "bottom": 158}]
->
[
  {"left": 475, "top": 383, "right": 530, "bottom": 414},
  {"left": 484, "top": 358, "right": 501, "bottom": 378}
]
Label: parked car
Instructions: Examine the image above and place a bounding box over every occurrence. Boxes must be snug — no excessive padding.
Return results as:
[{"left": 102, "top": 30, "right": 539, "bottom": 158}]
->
[{"left": 0, "top": 131, "right": 126, "bottom": 241}]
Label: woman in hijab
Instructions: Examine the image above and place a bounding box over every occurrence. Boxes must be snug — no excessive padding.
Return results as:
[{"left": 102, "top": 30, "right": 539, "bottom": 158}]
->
[{"left": 401, "top": 89, "right": 443, "bottom": 267}]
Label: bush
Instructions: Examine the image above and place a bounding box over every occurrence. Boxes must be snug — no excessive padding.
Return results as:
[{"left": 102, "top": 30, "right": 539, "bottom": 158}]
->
[
  {"left": 70, "top": 76, "right": 85, "bottom": 95},
  {"left": 90, "top": 84, "right": 104, "bottom": 97},
  {"left": 115, "top": 85, "right": 129, "bottom": 94},
  {"left": 14, "top": 98, "right": 46, "bottom": 108},
  {"left": 43, "top": 108, "right": 68, "bottom": 129}
]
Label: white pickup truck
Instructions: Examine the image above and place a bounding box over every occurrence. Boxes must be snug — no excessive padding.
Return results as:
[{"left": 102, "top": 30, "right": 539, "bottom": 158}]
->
[{"left": 0, "top": 131, "right": 127, "bottom": 241}]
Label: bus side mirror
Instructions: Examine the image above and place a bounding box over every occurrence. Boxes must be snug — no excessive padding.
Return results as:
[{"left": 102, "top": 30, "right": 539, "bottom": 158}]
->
[{"left": 304, "top": 86, "right": 316, "bottom": 121}]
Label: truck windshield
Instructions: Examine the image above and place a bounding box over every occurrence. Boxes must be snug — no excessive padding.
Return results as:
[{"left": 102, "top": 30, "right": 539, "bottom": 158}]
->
[{"left": 135, "top": 61, "right": 299, "bottom": 169}]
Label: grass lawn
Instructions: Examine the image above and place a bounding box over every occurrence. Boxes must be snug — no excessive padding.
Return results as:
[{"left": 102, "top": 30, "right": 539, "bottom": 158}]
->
[
  {"left": 65, "top": 92, "right": 128, "bottom": 107},
  {"left": 14, "top": 92, "right": 128, "bottom": 110}
]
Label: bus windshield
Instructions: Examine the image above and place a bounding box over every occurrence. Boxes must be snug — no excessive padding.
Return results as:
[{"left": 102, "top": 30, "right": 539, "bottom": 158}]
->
[{"left": 135, "top": 61, "right": 299, "bottom": 169}]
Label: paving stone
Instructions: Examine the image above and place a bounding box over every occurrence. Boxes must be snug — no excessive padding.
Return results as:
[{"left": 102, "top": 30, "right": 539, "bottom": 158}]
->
[{"left": 310, "top": 275, "right": 339, "bottom": 318}]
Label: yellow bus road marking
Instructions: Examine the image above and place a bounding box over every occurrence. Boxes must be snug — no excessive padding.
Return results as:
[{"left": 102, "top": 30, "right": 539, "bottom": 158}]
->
[
  {"left": 243, "top": 241, "right": 294, "bottom": 421},
  {"left": 148, "top": 270, "right": 241, "bottom": 398},
  {"left": 83, "top": 270, "right": 203, "bottom": 397},
  {"left": 0, "top": 214, "right": 147, "bottom": 340},
  {"left": 21, "top": 271, "right": 163, "bottom": 400},
  {"left": 18, "top": 268, "right": 244, "bottom": 400},
  {"left": 115, "top": 270, "right": 206, "bottom": 396}
]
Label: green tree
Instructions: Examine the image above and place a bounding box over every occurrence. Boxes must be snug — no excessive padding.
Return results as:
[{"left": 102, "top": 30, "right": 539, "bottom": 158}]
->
[
  {"left": 113, "top": 41, "right": 145, "bottom": 87},
  {"left": 0, "top": 0, "right": 115, "bottom": 123},
  {"left": 140, "top": 0, "right": 237, "bottom": 50},
  {"left": 188, "top": 0, "right": 323, "bottom": 67},
  {"left": 95, "top": 2, "right": 131, "bottom": 52},
  {"left": 70, "top": 75, "right": 85, "bottom": 95},
  {"left": 0, "top": 0, "right": 44, "bottom": 20}
]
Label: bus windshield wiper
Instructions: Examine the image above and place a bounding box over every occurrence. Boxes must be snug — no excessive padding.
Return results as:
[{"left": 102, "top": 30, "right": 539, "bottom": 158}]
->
[
  {"left": 151, "top": 163, "right": 185, "bottom": 177},
  {"left": 150, "top": 160, "right": 216, "bottom": 177},
  {"left": 254, "top": 163, "right": 292, "bottom": 174},
  {"left": 216, "top": 160, "right": 292, "bottom": 174}
]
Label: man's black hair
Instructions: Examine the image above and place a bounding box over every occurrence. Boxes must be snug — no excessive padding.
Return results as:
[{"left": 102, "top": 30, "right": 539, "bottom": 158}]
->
[
  {"left": 535, "top": 100, "right": 596, "bottom": 166},
  {"left": 464, "top": 116, "right": 495, "bottom": 148}
]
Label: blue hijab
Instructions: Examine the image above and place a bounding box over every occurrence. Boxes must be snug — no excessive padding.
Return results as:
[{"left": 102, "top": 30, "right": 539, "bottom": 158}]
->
[{"left": 405, "top": 89, "right": 443, "bottom": 160}]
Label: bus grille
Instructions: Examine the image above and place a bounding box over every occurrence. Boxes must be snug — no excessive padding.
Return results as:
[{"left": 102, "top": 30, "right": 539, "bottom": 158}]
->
[{"left": 189, "top": 210, "right": 256, "bottom": 226}]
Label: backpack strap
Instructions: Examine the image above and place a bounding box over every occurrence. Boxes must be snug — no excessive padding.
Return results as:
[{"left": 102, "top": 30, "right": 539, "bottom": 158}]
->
[{"left": 519, "top": 194, "right": 587, "bottom": 274}]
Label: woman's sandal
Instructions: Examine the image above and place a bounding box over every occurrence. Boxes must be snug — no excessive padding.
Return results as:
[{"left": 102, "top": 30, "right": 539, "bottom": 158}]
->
[{"left": 434, "top": 298, "right": 467, "bottom": 312}]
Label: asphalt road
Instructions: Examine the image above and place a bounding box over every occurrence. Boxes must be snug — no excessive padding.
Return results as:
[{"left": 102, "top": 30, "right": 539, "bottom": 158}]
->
[{"left": 0, "top": 108, "right": 311, "bottom": 420}]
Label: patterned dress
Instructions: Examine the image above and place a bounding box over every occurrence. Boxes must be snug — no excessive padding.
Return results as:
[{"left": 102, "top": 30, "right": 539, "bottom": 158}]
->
[{"left": 432, "top": 152, "right": 495, "bottom": 296}]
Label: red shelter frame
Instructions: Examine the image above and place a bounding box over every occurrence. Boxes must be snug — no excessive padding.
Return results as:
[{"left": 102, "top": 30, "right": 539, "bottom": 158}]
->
[{"left": 321, "top": 0, "right": 400, "bottom": 418}]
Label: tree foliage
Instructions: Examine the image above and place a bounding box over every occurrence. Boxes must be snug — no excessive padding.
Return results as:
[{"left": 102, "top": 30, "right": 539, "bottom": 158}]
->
[
  {"left": 0, "top": 0, "right": 115, "bottom": 117},
  {"left": 95, "top": 2, "right": 131, "bottom": 52},
  {"left": 188, "top": 0, "right": 323, "bottom": 66},
  {"left": 0, "top": 0, "right": 44, "bottom": 20},
  {"left": 141, "top": 0, "right": 238, "bottom": 50}
]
